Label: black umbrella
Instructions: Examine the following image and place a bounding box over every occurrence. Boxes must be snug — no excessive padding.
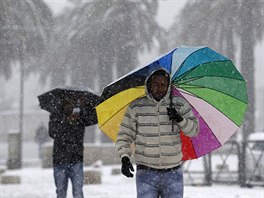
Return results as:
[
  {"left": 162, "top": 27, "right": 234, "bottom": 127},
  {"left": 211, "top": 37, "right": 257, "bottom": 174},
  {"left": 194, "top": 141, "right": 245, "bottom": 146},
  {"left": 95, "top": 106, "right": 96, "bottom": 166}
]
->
[{"left": 38, "top": 86, "right": 100, "bottom": 125}]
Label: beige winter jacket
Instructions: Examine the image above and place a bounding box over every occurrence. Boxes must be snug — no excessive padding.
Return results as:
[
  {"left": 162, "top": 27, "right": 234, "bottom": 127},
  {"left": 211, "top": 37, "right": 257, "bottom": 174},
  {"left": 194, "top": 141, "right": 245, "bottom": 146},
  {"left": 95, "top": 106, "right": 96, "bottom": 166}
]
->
[{"left": 116, "top": 70, "right": 199, "bottom": 169}]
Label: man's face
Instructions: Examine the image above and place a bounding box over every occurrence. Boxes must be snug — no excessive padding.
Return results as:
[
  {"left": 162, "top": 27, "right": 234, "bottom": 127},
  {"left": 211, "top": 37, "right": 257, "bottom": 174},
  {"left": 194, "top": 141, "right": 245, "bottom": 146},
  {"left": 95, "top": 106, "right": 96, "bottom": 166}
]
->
[{"left": 149, "top": 75, "right": 169, "bottom": 101}]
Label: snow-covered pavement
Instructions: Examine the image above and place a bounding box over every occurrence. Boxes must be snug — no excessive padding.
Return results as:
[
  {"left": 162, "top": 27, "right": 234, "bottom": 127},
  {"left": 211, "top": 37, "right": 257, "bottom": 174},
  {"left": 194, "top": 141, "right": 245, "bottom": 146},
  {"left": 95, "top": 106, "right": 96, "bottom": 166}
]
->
[{"left": 1, "top": 165, "right": 263, "bottom": 198}]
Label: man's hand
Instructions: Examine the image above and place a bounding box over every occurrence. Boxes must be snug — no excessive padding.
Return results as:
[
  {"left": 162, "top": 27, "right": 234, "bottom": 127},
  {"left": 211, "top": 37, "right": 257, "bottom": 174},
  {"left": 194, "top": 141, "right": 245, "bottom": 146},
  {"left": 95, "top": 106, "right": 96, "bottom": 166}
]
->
[
  {"left": 121, "top": 156, "right": 134, "bottom": 178},
  {"left": 167, "top": 107, "right": 183, "bottom": 122}
]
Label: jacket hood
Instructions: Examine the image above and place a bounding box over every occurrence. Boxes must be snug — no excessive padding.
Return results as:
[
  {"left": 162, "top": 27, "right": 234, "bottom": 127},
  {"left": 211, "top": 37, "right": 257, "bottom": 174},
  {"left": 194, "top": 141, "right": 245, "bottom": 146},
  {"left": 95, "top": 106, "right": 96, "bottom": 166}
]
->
[{"left": 145, "top": 68, "right": 171, "bottom": 103}]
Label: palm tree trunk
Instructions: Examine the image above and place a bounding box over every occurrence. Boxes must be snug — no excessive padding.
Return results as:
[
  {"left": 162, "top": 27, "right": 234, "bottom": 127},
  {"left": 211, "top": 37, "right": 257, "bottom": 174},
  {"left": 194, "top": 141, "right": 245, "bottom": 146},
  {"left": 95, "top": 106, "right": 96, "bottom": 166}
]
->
[{"left": 239, "top": 0, "right": 256, "bottom": 187}]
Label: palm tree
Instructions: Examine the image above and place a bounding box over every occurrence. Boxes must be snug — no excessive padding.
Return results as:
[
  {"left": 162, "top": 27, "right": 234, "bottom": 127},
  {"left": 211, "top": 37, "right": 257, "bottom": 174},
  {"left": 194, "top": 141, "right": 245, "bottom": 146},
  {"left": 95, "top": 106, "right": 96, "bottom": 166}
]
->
[
  {"left": 60, "top": 0, "right": 164, "bottom": 90},
  {"left": 37, "top": 5, "right": 97, "bottom": 87},
  {"left": 37, "top": 9, "right": 72, "bottom": 87},
  {"left": 0, "top": 0, "right": 53, "bottom": 78},
  {"left": 38, "top": 0, "right": 164, "bottom": 143},
  {"left": 169, "top": 0, "right": 263, "bottom": 136},
  {"left": 0, "top": 0, "right": 53, "bottom": 168},
  {"left": 168, "top": 0, "right": 241, "bottom": 60}
]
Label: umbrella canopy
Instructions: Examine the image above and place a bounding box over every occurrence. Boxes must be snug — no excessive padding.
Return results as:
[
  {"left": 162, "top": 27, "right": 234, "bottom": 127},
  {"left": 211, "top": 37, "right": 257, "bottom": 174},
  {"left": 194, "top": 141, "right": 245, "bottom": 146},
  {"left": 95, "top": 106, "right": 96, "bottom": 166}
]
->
[
  {"left": 96, "top": 46, "right": 248, "bottom": 160},
  {"left": 38, "top": 86, "right": 99, "bottom": 125}
]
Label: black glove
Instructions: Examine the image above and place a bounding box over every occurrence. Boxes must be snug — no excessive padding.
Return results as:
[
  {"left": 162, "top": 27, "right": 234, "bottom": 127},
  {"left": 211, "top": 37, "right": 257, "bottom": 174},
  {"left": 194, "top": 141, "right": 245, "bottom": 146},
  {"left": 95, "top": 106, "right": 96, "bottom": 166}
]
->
[
  {"left": 167, "top": 107, "right": 183, "bottom": 122},
  {"left": 121, "top": 156, "right": 134, "bottom": 178}
]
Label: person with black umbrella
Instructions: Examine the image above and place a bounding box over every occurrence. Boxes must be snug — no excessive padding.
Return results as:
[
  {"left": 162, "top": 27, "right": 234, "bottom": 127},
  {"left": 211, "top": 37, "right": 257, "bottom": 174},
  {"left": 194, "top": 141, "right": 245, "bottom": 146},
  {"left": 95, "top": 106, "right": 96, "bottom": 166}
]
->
[
  {"left": 48, "top": 96, "right": 93, "bottom": 198},
  {"left": 38, "top": 86, "right": 99, "bottom": 198}
]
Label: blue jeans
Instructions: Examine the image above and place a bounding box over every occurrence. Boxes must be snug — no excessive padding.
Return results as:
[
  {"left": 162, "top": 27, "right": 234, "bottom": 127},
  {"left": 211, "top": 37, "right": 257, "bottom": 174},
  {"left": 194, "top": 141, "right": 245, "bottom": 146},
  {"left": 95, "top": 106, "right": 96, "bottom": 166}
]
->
[
  {"left": 53, "top": 163, "right": 84, "bottom": 198},
  {"left": 136, "top": 167, "right": 183, "bottom": 198}
]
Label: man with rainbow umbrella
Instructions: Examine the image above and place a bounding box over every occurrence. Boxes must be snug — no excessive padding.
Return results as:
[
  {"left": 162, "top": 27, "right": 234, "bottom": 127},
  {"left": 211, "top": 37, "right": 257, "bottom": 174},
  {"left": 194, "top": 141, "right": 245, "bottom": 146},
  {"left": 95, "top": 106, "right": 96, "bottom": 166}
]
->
[{"left": 116, "top": 68, "right": 199, "bottom": 198}]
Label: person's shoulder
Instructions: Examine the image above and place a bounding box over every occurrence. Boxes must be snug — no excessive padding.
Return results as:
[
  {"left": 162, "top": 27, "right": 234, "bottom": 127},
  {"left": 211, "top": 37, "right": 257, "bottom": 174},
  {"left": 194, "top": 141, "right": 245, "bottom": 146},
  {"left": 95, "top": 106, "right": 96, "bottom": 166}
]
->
[
  {"left": 129, "top": 96, "right": 149, "bottom": 108},
  {"left": 130, "top": 96, "right": 148, "bottom": 104}
]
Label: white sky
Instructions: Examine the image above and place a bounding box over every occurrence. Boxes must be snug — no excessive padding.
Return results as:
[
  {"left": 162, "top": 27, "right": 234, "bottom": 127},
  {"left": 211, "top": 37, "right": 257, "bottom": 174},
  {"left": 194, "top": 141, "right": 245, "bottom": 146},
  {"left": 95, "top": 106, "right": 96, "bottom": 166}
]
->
[
  {"left": 44, "top": 0, "right": 188, "bottom": 29},
  {"left": 44, "top": 0, "right": 72, "bottom": 15}
]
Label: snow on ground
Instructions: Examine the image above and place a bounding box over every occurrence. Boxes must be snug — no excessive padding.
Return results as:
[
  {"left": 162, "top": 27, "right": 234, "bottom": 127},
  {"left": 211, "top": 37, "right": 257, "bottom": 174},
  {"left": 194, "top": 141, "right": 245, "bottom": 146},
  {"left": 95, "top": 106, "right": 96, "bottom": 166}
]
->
[{"left": 1, "top": 165, "right": 263, "bottom": 198}]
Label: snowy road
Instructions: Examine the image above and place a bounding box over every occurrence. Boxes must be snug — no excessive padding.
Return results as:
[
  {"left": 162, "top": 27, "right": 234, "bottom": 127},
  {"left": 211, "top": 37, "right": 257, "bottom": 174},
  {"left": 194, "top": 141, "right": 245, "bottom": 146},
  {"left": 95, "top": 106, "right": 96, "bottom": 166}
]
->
[{"left": 1, "top": 166, "right": 263, "bottom": 198}]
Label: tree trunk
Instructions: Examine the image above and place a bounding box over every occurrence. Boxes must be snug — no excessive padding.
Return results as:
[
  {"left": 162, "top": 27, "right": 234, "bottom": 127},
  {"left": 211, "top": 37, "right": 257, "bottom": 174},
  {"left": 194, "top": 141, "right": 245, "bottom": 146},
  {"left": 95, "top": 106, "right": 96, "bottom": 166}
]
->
[{"left": 239, "top": 0, "right": 256, "bottom": 187}]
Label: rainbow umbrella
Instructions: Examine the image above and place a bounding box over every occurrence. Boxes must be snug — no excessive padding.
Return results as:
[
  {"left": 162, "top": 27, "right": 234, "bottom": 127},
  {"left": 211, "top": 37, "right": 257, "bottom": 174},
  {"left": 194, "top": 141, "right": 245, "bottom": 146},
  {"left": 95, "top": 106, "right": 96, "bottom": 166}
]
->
[{"left": 96, "top": 46, "right": 248, "bottom": 160}]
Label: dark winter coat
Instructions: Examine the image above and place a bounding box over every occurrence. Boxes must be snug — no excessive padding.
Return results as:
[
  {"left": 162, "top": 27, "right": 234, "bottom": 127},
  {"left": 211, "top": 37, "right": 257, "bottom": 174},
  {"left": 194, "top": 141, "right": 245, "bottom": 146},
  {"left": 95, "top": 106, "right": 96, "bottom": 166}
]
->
[{"left": 48, "top": 109, "right": 93, "bottom": 165}]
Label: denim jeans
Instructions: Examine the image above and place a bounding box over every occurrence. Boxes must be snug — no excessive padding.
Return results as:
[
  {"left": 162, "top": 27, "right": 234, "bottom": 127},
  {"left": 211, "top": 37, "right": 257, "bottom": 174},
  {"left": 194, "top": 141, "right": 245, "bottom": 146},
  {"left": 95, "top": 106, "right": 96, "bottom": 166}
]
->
[
  {"left": 136, "top": 167, "right": 183, "bottom": 198},
  {"left": 53, "top": 163, "right": 84, "bottom": 198}
]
